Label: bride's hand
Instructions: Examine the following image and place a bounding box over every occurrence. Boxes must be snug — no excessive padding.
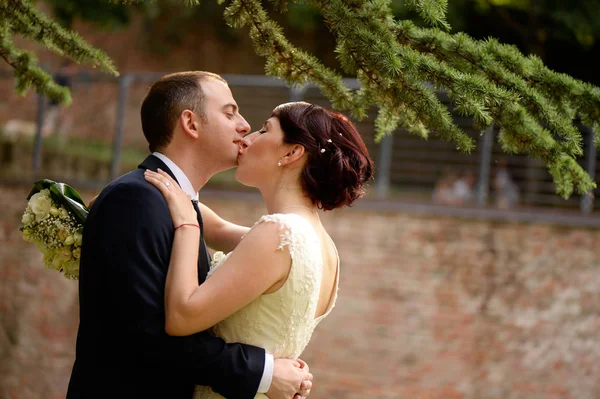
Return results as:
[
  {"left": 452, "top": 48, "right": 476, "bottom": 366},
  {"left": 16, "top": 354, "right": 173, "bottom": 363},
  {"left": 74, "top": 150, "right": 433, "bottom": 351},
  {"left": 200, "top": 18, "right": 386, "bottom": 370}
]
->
[{"left": 144, "top": 169, "right": 197, "bottom": 228}]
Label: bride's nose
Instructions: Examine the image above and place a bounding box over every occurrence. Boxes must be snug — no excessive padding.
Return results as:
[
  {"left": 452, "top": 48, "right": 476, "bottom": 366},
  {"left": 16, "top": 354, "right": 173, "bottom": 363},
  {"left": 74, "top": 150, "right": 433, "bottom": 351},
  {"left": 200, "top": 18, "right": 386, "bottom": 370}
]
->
[
  {"left": 238, "top": 136, "right": 251, "bottom": 154},
  {"left": 241, "top": 136, "right": 251, "bottom": 148},
  {"left": 243, "top": 131, "right": 262, "bottom": 144}
]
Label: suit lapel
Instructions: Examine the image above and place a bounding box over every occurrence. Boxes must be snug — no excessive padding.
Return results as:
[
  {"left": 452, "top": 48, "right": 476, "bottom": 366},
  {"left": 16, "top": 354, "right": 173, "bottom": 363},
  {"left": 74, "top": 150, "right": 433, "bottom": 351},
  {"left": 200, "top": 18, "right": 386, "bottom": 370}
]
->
[
  {"left": 139, "top": 154, "right": 211, "bottom": 283},
  {"left": 193, "top": 200, "right": 211, "bottom": 284},
  {"left": 138, "top": 155, "right": 179, "bottom": 183}
]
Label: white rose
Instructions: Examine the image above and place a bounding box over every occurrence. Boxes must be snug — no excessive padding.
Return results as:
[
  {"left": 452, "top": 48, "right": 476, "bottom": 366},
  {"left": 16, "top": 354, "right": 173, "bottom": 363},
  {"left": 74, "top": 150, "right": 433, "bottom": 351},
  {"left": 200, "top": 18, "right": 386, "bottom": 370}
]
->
[
  {"left": 64, "top": 260, "right": 79, "bottom": 279},
  {"left": 49, "top": 207, "right": 59, "bottom": 217},
  {"left": 21, "top": 212, "right": 33, "bottom": 225},
  {"left": 59, "top": 207, "right": 70, "bottom": 219},
  {"left": 43, "top": 251, "right": 54, "bottom": 266},
  {"left": 22, "top": 229, "right": 36, "bottom": 243},
  {"left": 37, "top": 242, "right": 49, "bottom": 255},
  {"left": 64, "top": 235, "right": 74, "bottom": 245},
  {"left": 57, "top": 247, "right": 73, "bottom": 262},
  {"left": 29, "top": 191, "right": 52, "bottom": 221},
  {"left": 51, "top": 252, "right": 63, "bottom": 269},
  {"left": 73, "top": 232, "right": 83, "bottom": 247},
  {"left": 58, "top": 229, "right": 68, "bottom": 243},
  {"left": 72, "top": 247, "right": 81, "bottom": 259}
]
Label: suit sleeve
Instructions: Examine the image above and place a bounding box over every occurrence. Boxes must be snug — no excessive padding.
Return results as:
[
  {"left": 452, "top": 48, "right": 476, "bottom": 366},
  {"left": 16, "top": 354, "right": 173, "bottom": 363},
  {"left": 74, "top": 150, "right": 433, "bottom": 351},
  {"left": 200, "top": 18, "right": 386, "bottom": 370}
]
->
[{"left": 91, "top": 181, "right": 265, "bottom": 398}]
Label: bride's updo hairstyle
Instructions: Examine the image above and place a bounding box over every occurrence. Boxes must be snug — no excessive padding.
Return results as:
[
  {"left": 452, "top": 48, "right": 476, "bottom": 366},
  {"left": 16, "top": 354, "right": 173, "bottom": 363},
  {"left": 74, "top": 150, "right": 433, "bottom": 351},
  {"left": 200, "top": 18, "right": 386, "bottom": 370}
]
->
[{"left": 273, "top": 102, "right": 374, "bottom": 211}]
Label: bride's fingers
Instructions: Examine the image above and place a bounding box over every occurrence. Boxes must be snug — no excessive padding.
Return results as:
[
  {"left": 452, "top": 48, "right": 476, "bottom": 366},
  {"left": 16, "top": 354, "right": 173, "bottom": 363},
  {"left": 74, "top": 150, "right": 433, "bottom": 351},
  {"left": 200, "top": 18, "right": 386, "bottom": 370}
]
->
[
  {"left": 144, "top": 171, "right": 171, "bottom": 195},
  {"left": 145, "top": 170, "right": 175, "bottom": 191},
  {"left": 144, "top": 170, "right": 174, "bottom": 196},
  {"left": 156, "top": 169, "right": 181, "bottom": 189}
]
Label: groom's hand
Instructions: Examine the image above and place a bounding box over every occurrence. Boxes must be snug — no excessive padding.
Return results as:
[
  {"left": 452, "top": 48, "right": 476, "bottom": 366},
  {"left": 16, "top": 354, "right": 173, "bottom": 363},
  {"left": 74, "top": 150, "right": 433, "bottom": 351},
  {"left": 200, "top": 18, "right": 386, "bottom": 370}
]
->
[
  {"left": 88, "top": 194, "right": 99, "bottom": 209},
  {"left": 267, "top": 358, "right": 313, "bottom": 399},
  {"left": 295, "top": 359, "right": 313, "bottom": 399}
]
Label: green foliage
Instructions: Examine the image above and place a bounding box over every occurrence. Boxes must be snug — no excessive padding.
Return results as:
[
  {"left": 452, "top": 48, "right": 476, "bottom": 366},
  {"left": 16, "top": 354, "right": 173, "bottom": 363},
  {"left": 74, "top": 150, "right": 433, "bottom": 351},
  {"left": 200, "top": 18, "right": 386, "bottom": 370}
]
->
[
  {"left": 47, "top": 0, "right": 131, "bottom": 29},
  {"left": 472, "top": 0, "right": 600, "bottom": 47},
  {"left": 1, "top": 0, "right": 599, "bottom": 198},
  {"left": 27, "top": 179, "right": 89, "bottom": 224},
  {"left": 0, "top": 0, "right": 117, "bottom": 105},
  {"left": 218, "top": 0, "right": 598, "bottom": 198}
]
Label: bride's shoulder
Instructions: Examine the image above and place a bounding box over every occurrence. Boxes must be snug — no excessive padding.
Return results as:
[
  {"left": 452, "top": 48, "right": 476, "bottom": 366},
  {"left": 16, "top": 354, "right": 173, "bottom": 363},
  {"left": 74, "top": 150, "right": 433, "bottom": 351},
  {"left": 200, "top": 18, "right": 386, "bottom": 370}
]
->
[
  {"left": 241, "top": 213, "right": 312, "bottom": 257},
  {"left": 247, "top": 213, "right": 303, "bottom": 232}
]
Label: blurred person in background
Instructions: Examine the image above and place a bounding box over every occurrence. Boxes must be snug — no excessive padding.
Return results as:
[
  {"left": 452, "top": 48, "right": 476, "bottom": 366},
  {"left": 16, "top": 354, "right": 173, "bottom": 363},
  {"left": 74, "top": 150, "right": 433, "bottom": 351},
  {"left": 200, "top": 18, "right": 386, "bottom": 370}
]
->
[
  {"left": 494, "top": 160, "right": 520, "bottom": 209},
  {"left": 42, "top": 60, "right": 77, "bottom": 142}
]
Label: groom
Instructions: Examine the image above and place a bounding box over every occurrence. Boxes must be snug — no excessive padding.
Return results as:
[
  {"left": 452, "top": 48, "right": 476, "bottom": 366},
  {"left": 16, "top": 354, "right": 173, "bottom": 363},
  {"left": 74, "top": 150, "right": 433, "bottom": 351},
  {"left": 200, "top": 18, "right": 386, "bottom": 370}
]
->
[{"left": 67, "top": 72, "right": 312, "bottom": 398}]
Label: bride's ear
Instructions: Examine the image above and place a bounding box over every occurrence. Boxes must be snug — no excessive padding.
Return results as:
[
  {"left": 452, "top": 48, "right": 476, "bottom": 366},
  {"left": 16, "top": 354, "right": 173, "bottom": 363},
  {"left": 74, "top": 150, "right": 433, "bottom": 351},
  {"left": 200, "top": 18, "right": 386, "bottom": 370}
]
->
[
  {"left": 180, "top": 110, "right": 200, "bottom": 139},
  {"left": 282, "top": 144, "right": 305, "bottom": 165}
]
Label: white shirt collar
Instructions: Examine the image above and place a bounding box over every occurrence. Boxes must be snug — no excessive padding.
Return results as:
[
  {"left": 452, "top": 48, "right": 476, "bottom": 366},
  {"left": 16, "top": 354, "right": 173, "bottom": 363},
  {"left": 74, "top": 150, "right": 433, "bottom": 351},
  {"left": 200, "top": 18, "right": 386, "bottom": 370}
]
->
[{"left": 152, "top": 152, "right": 199, "bottom": 201}]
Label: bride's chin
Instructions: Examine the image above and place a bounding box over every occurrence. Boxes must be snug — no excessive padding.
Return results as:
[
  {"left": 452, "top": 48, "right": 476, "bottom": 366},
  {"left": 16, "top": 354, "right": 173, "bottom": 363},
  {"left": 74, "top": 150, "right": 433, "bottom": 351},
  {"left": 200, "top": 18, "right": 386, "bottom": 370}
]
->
[{"left": 234, "top": 169, "right": 254, "bottom": 188}]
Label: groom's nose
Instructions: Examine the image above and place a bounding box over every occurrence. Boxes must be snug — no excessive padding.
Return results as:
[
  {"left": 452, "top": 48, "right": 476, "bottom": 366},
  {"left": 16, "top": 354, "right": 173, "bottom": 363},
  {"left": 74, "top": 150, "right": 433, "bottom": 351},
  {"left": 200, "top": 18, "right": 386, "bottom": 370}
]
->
[{"left": 236, "top": 115, "right": 251, "bottom": 136}]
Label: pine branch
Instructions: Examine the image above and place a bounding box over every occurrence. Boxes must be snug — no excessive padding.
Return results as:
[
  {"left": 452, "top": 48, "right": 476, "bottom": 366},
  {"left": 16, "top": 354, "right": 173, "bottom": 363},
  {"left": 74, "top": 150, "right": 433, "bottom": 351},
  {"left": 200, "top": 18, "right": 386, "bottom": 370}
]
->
[
  {"left": 223, "top": 0, "right": 364, "bottom": 117},
  {"left": 394, "top": 22, "right": 599, "bottom": 154},
  {"left": 0, "top": 0, "right": 118, "bottom": 104},
  {"left": 405, "top": 0, "right": 450, "bottom": 31},
  {"left": 319, "top": 0, "right": 477, "bottom": 150},
  {"left": 0, "top": 23, "right": 71, "bottom": 104},
  {"left": 3, "top": 0, "right": 117, "bottom": 72},
  {"left": 2, "top": 0, "right": 598, "bottom": 198},
  {"left": 390, "top": 21, "right": 583, "bottom": 157},
  {"left": 311, "top": 0, "right": 595, "bottom": 196}
]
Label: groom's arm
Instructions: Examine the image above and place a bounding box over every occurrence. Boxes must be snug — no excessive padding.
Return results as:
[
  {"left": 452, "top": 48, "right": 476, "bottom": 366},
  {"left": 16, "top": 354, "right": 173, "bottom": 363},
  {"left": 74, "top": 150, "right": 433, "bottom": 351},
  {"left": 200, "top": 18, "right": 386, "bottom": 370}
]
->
[
  {"left": 95, "top": 181, "right": 264, "bottom": 398},
  {"left": 197, "top": 201, "right": 250, "bottom": 252}
]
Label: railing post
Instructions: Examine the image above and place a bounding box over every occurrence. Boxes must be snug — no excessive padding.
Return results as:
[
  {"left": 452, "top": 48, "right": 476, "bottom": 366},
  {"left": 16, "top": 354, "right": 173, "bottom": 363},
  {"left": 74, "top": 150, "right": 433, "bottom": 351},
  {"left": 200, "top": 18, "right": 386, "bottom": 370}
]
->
[
  {"left": 580, "top": 125, "right": 596, "bottom": 214},
  {"left": 375, "top": 133, "right": 393, "bottom": 198},
  {"left": 476, "top": 124, "right": 494, "bottom": 207},
  {"left": 110, "top": 74, "right": 133, "bottom": 181}
]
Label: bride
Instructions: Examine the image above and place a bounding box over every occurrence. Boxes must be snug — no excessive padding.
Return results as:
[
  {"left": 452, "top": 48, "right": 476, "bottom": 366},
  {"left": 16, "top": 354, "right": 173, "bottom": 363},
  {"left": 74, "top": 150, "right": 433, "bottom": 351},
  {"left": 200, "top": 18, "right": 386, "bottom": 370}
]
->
[{"left": 144, "top": 101, "right": 373, "bottom": 398}]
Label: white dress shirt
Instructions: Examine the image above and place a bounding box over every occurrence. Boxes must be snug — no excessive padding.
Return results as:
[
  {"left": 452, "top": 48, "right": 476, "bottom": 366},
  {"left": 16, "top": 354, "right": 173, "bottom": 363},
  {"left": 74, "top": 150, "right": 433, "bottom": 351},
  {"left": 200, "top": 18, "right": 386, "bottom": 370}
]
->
[{"left": 151, "top": 152, "right": 274, "bottom": 394}]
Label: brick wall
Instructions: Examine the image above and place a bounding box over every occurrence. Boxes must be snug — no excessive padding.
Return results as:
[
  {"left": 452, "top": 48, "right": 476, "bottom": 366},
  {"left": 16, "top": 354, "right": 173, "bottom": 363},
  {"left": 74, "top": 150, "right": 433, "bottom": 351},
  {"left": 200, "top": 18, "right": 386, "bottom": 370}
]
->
[{"left": 1, "top": 185, "right": 599, "bottom": 399}]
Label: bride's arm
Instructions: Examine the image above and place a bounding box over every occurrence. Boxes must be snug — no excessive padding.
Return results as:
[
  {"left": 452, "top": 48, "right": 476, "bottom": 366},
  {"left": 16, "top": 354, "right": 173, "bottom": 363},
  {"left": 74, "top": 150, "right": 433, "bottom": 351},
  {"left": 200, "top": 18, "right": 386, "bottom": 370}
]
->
[
  {"left": 145, "top": 169, "right": 290, "bottom": 336},
  {"left": 196, "top": 202, "right": 250, "bottom": 253},
  {"left": 166, "top": 220, "right": 289, "bottom": 335}
]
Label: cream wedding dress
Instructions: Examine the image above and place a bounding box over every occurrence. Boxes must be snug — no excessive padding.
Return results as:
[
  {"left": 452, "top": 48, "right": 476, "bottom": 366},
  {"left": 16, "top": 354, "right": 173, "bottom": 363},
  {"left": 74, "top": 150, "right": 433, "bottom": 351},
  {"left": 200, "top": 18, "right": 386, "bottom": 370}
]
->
[{"left": 194, "top": 213, "right": 340, "bottom": 399}]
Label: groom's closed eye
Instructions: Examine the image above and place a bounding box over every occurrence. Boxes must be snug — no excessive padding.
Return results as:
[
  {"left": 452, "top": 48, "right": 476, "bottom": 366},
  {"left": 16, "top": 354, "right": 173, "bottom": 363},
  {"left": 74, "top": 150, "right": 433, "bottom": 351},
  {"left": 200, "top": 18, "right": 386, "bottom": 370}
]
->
[{"left": 222, "top": 103, "right": 238, "bottom": 118}]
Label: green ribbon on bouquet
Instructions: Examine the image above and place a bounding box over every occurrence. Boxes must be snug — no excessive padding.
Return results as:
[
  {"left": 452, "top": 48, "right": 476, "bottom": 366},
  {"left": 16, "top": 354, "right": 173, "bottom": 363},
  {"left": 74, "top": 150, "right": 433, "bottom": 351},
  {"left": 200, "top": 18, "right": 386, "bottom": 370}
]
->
[{"left": 27, "top": 179, "right": 89, "bottom": 225}]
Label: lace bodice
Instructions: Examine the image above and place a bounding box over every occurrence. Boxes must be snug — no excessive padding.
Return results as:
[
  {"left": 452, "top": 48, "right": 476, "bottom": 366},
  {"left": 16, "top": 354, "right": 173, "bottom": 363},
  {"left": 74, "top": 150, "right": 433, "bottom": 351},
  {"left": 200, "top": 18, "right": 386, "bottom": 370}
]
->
[{"left": 194, "top": 213, "right": 339, "bottom": 399}]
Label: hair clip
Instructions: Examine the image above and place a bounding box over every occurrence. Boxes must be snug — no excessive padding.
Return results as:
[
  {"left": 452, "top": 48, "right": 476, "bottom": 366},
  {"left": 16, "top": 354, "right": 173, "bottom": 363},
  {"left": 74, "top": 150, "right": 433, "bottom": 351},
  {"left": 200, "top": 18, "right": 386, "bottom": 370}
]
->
[
  {"left": 320, "top": 148, "right": 326, "bottom": 153},
  {"left": 327, "top": 139, "right": 332, "bottom": 143}
]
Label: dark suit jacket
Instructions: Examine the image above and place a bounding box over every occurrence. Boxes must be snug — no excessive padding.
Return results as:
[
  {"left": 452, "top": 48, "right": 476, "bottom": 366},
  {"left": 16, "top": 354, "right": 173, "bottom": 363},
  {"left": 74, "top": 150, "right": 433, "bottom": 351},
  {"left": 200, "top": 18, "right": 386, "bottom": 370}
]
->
[{"left": 67, "top": 155, "right": 265, "bottom": 399}]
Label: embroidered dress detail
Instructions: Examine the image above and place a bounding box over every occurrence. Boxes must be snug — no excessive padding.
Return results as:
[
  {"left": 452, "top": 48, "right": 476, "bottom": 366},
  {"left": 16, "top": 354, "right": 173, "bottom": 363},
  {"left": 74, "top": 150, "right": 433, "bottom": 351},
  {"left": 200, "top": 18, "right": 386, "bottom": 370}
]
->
[{"left": 194, "top": 213, "right": 339, "bottom": 399}]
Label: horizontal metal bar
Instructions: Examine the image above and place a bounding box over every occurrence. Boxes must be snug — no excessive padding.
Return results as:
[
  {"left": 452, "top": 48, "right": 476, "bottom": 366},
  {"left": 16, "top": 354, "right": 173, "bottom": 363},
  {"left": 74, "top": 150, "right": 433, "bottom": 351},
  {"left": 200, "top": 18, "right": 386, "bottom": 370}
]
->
[{"left": 196, "top": 188, "right": 600, "bottom": 228}]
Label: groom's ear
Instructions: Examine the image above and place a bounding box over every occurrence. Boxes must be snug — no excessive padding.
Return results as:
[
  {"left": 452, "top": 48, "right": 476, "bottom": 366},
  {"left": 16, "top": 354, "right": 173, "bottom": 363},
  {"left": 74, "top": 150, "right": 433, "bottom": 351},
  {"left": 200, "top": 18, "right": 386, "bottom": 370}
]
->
[{"left": 180, "top": 110, "right": 200, "bottom": 139}]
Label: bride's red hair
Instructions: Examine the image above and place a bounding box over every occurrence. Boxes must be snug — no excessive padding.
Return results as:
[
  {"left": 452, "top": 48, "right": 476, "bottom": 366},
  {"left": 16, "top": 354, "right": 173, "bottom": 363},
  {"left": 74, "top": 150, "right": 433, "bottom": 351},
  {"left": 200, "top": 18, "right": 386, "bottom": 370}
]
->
[{"left": 272, "top": 102, "right": 374, "bottom": 210}]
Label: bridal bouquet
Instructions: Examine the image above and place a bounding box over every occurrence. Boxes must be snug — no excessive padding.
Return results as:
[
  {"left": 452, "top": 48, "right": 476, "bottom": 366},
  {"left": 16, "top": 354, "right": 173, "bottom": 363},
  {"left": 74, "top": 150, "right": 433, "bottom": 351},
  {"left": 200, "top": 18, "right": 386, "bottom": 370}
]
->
[{"left": 21, "top": 180, "right": 89, "bottom": 279}]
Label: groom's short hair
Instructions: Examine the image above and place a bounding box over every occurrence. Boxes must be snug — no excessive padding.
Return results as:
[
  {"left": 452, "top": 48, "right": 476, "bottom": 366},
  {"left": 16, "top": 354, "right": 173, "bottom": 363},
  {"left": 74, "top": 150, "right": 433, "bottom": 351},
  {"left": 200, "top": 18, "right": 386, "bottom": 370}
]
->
[{"left": 141, "top": 71, "right": 227, "bottom": 152}]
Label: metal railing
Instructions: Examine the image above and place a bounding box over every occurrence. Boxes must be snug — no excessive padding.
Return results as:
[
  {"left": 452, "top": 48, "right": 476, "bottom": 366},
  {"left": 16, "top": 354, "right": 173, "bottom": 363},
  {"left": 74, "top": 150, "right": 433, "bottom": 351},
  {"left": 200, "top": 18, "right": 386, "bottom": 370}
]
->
[{"left": 1, "top": 70, "right": 598, "bottom": 224}]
